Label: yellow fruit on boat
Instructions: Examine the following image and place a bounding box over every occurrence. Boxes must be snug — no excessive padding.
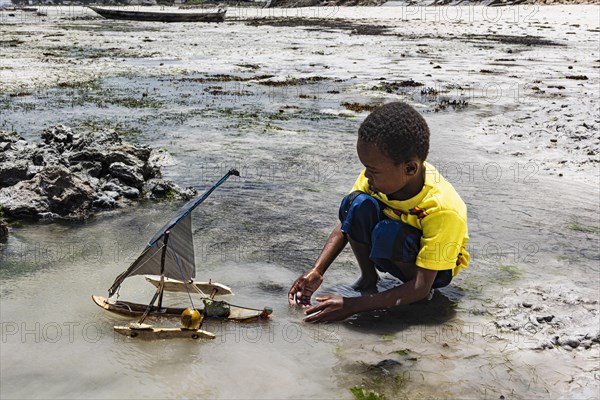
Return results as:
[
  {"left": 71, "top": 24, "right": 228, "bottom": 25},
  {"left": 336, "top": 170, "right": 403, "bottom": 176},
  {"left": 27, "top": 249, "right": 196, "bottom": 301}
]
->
[{"left": 181, "top": 308, "right": 202, "bottom": 330}]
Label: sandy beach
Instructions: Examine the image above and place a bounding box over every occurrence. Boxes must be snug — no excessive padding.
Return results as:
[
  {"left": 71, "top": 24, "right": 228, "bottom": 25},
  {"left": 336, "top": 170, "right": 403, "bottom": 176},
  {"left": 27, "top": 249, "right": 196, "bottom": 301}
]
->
[{"left": 1, "top": 4, "right": 599, "bottom": 400}]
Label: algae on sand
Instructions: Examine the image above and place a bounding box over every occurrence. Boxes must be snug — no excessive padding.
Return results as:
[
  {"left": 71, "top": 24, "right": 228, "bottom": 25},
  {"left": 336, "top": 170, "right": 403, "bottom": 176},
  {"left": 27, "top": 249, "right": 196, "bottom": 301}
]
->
[{"left": 497, "top": 264, "right": 523, "bottom": 281}]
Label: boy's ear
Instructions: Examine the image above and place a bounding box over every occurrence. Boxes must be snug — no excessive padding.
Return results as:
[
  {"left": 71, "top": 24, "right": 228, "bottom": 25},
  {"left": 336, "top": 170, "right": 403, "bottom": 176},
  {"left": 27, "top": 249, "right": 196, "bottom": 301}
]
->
[{"left": 405, "top": 160, "right": 419, "bottom": 176}]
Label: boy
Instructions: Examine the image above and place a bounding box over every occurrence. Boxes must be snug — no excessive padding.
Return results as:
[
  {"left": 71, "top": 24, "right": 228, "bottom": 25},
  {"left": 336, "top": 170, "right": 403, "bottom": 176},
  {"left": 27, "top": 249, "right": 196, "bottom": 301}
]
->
[{"left": 288, "top": 102, "right": 469, "bottom": 323}]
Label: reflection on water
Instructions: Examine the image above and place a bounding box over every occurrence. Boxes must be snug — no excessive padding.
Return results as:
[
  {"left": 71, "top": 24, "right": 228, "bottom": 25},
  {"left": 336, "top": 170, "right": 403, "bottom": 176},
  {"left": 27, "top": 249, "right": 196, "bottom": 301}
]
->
[
  {"left": 0, "top": 213, "right": 345, "bottom": 399},
  {"left": 2, "top": 102, "right": 598, "bottom": 398},
  {"left": 2, "top": 105, "right": 598, "bottom": 398}
]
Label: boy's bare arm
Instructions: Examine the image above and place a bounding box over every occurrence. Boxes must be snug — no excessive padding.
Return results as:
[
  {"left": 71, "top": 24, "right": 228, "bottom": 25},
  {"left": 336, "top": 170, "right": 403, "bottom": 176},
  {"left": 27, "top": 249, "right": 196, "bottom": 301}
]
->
[
  {"left": 304, "top": 266, "right": 437, "bottom": 323},
  {"left": 288, "top": 223, "right": 348, "bottom": 307},
  {"left": 313, "top": 222, "right": 348, "bottom": 275}
]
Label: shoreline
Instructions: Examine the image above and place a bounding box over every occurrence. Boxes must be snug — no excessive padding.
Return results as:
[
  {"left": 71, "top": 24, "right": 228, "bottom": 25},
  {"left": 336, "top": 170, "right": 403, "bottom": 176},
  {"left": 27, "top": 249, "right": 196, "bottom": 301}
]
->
[{"left": 2, "top": 5, "right": 598, "bottom": 184}]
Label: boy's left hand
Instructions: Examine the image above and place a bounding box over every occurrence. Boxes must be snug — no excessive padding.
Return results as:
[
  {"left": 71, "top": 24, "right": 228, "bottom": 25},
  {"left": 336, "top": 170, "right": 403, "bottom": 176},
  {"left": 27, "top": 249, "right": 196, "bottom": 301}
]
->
[{"left": 303, "top": 295, "right": 354, "bottom": 323}]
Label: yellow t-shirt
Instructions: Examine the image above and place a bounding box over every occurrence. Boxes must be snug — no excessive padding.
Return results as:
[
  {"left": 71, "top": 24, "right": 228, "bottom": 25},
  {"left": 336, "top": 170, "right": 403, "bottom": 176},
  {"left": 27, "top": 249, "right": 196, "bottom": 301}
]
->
[{"left": 351, "top": 161, "right": 470, "bottom": 277}]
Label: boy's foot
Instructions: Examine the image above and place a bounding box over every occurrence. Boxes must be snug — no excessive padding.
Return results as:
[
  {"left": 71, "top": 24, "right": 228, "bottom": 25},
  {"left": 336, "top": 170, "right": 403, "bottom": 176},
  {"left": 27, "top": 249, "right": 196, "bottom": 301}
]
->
[
  {"left": 426, "top": 288, "right": 435, "bottom": 301},
  {"left": 351, "top": 276, "right": 379, "bottom": 292}
]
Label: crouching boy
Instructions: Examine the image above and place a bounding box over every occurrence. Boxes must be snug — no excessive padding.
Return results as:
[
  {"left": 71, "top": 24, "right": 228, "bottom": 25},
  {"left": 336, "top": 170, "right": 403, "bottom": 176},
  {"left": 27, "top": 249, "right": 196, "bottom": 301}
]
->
[{"left": 289, "top": 102, "right": 470, "bottom": 323}]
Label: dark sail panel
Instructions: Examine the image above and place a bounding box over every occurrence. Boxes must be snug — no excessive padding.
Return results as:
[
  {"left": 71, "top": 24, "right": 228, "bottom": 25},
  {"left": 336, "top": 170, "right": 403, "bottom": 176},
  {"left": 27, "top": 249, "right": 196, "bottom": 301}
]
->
[
  {"left": 108, "top": 214, "right": 195, "bottom": 296},
  {"left": 147, "top": 196, "right": 198, "bottom": 247},
  {"left": 107, "top": 169, "right": 238, "bottom": 297}
]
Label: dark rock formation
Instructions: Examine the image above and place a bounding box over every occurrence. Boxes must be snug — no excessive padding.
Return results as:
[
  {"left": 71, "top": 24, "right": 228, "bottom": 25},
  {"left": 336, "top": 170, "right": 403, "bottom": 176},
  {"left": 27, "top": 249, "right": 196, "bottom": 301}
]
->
[
  {"left": 0, "top": 220, "right": 8, "bottom": 242},
  {"left": 0, "top": 165, "right": 95, "bottom": 220},
  {"left": 0, "top": 125, "right": 196, "bottom": 221}
]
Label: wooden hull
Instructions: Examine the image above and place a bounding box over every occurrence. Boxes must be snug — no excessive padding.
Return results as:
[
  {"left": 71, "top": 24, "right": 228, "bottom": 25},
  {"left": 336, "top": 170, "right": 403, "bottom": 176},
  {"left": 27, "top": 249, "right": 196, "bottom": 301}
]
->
[
  {"left": 144, "top": 275, "right": 233, "bottom": 296},
  {"left": 92, "top": 295, "right": 272, "bottom": 321},
  {"left": 114, "top": 325, "right": 215, "bottom": 340},
  {"left": 89, "top": 7, "right": 226, "bottom": 23}
]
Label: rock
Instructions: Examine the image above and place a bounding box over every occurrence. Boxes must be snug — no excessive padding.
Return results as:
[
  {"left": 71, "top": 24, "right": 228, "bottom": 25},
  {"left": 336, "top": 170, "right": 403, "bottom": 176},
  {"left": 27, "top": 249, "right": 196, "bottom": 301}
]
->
[
  {"left": 0, "top": 189, "right": 48, "bottom": 219},
  {"left": 26, "top": 165, "right": 44, "bottom": 179},
  {"left": 121, "top": 186, "right": 140, "bottom": 199},
  {"left": 373, "top": 359, "right": 402, "bottom": 368},
  {"left": 0, "top": 160, "right": 29, "bottom": 188},
  {"left": 41, "top": 125, "right": 76, "bottom": 148},
  {"left": 559, "top": 337, "right": 580, "bottom": 349},
  {"left": 533, "top": 340, "right": 554, "bottom": 350},
  {"left": 0, "top": 220, "right": 8, "bottom": 242},
  {"left": 31, "top": 147, "right": 62, "bottom": 167},
  {"left": 102, "top": 181, "right": 123, "bottom": 193},
  {"left": 580, "top": 340, "right": 593, "bottom": 349},
  {"left": 143, "top": 179, "right": 175, "bottom": 199},
  {"left": 522, "top": 302, "right": 533, "bottom": 308},
  {"left": 109, "top": 143, "right": 152, "bottom": 163},
  {"left": 77, "top": 129, "right": 121, "bottom": 150},
  {"left": 0, "top": 165, "right": 95, "bottom": 220},
  {"left": 109, "top": 162, "right": 145, "bottom": 189},
  {"left": 143, "top": 149, "right": 172, "bottom": 180},
  {"left": 536, "top": 315, "right": 554, "bottom": 323},
  {"left": 104, "top": 190, "right": 120, "bottom": 199},
  {"left": 143, "top": 179, "right": 196, "bottom": 201},
  {"left": 92, "top": 193, "right": 116, "bottom": 209},
  {"left": 104, "top": 151, "right": 144, "bottom": 169},
  {"left": 78, "top": 161, "right": 103, "bottom": 178},
  {"left": 1, "top": 125, "right": 192, "bottom": 221},
  {"left": 67, "top": 149, "right": 106, "bottom": 164},
  {"left": 0, "top": 130, "right": 24, "bottom": 144}
]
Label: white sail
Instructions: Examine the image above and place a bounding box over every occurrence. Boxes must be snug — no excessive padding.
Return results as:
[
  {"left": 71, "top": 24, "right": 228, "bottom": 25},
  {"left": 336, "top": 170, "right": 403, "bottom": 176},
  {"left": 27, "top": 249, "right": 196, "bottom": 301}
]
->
[
  {"left": 107, "top": 169, "right": 239, "bottom": 297},
  {"left": 108, "top": 213, "right": 196, "bottom": 296}
]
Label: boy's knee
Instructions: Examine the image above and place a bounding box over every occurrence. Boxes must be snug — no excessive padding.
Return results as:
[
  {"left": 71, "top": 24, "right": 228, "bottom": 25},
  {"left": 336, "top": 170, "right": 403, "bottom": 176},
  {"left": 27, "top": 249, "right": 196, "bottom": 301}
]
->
[
  {"left": 339, "top": 192, "right": 383, "bottom": 245},
  {"left": 371, "top": 219, "right": 421, "bottom": 263},
  {"left": 339, "top": 191, "right": 380, "bottom": 223}
]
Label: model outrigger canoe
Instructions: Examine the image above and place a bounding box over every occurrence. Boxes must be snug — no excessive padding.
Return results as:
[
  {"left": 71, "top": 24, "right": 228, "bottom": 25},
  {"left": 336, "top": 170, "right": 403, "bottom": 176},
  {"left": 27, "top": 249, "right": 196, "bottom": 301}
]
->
[{"left": 92, "top": 169, "right": 272, "bottom": 339}]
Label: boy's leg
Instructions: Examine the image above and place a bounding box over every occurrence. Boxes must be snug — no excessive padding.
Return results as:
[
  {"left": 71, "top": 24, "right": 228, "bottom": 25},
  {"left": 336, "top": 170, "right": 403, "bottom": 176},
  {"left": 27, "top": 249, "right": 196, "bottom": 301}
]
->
[
  {"left": 347, "top": 238, "right": 379, "bottom": 291},
  {"left": 387, "top": 261, "right": 452, "bottom": 289},
  {"left": 370, "top": 219, "right": 453, "bottom": 289},
  {"left": 339, "top": 191, "right": 384, "bottom": 291}
]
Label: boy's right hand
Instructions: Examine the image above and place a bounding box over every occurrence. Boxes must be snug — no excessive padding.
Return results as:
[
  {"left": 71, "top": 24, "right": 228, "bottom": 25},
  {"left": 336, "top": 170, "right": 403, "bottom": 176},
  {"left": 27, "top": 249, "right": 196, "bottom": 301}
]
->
[{"left": 288, "top": 269, "right": 323, "bottom": 307}]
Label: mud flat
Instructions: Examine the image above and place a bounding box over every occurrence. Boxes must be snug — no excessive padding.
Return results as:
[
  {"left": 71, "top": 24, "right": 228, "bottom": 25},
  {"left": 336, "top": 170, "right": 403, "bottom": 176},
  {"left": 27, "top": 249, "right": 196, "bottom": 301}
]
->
[
  {"left": 1, "top": 5, "right": 597, "bottom": 183},
  {"left": 0, "top": 5, "right": 598, "bottom": 400}
]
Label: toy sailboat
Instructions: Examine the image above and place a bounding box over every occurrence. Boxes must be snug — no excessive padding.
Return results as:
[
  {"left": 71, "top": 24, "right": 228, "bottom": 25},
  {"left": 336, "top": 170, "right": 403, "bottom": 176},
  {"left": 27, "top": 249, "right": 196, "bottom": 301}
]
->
[{"left": 92, "top": 169, "right": 272, "bottom": 339}]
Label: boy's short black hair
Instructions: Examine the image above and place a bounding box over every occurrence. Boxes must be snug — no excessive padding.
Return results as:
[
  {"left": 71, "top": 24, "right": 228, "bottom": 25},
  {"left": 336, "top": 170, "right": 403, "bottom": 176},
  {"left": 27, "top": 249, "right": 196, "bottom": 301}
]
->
[{"left": 358, "top": 102, "right": 430, "bottom": 164}]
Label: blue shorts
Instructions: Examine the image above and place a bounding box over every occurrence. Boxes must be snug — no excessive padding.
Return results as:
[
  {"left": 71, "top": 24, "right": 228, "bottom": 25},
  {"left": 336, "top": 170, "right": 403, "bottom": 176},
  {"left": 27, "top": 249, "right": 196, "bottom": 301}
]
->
[{"left": 339, "top": 191, "right": 452, "bottom": 289}]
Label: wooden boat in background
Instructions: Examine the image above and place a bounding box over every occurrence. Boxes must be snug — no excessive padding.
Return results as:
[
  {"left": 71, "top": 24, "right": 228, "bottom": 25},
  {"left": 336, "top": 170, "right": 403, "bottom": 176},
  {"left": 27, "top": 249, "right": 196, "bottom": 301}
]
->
[{"left": 89, "top": 6, "right": 226, "bottom": 23}]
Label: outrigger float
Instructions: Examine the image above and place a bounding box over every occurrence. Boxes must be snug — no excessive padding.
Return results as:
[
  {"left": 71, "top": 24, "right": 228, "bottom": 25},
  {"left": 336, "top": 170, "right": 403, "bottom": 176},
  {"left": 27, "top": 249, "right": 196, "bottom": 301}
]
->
[{"left": 92, "top": 169, "right": 272, "bottom": 340}]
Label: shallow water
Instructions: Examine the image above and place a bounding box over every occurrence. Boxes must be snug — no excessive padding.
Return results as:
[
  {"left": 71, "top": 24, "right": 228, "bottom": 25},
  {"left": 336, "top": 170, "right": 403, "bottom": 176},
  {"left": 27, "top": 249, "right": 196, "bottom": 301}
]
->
[{"left": 1, "top": 6, "right": 599, "bottom": 400}]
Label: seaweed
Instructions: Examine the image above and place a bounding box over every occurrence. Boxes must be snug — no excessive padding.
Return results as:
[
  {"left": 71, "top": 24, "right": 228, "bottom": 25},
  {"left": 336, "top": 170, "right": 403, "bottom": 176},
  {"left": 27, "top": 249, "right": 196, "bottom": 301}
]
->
[
  {"left": 341, "top": 102, "right": 378, "bottom": 113},
  {"left": 258, "top": 76, "right": 330, "bottom": 87},
  {"left": 350, "top": 387, "right": 385, "bottom": 400}
]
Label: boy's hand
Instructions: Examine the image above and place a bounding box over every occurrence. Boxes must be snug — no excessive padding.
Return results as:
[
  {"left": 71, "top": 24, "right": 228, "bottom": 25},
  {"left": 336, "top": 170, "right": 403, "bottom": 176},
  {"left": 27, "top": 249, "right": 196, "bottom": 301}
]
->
[
  {"left": 288, "top": 270, "right": 323, "bottom": 307},
  {"left": 303, "top": 296, "right": 354, "bottom": 323}
]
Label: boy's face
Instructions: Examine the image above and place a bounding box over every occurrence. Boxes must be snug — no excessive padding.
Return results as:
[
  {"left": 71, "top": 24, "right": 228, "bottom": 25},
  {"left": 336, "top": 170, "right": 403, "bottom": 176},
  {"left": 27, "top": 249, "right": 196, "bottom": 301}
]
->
[{"left": 357, "top": 139, "right": 419, "bottom": 197}]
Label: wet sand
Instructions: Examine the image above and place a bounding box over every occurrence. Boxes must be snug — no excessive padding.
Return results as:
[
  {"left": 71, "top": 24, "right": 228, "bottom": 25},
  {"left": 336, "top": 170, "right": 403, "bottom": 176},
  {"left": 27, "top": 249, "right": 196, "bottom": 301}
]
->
[{"left": 0, "top": 5, "right": 599, "bottom": 400}]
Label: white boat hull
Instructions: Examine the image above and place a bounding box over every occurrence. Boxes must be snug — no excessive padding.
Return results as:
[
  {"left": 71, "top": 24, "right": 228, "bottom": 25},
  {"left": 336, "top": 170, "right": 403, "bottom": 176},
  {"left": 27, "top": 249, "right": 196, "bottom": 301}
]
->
[{"left": 144, "top": 275, "right": 233, "bottom": 296}]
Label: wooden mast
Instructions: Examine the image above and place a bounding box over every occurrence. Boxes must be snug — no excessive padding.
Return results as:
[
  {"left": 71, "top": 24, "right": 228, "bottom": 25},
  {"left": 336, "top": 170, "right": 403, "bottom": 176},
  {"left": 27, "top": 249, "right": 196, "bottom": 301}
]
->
[
  {"left": 138, "top": 231, "right": 170, "bottom": 324},
  {"left": 157, "top": 231, "right": 170, "bottom": 310}
]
